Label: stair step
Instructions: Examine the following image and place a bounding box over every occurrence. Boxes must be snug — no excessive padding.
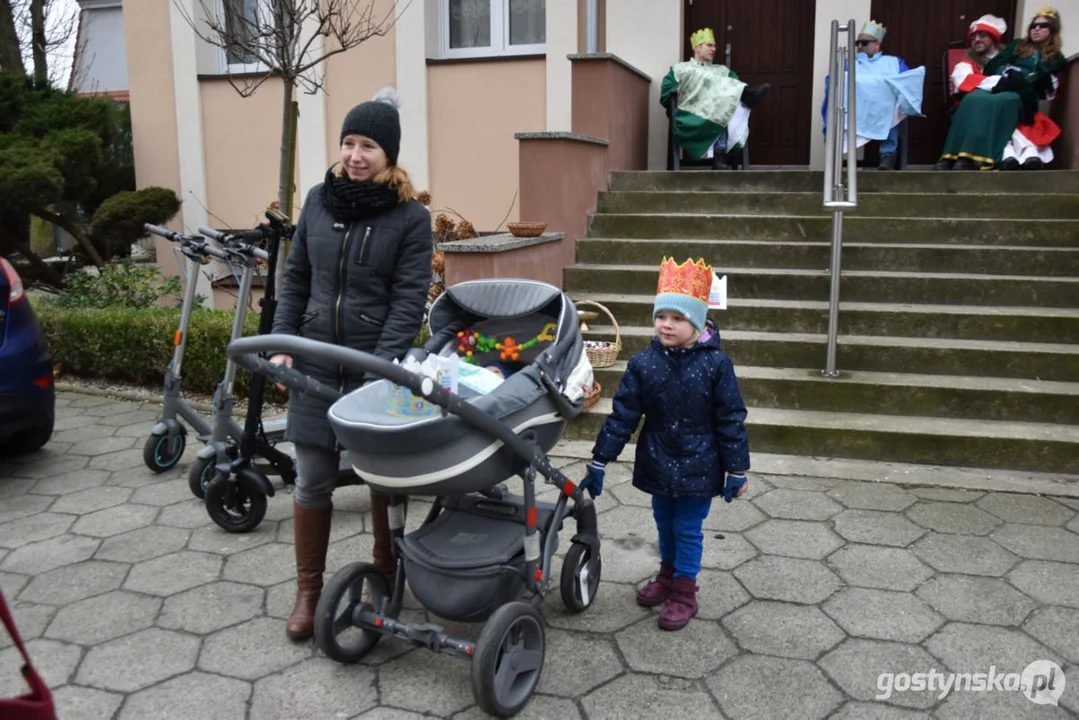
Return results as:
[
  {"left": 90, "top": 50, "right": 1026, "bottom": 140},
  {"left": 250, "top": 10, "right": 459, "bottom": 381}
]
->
[
  {"left": 597, "top": 191, "right": 1079, "bottom": 219},
  {"left": 569, "top": 402, "right": 1079, "bottom": 474},
  {"left": 607, "top": 169, "right": 1079, "bottom": 195},
  {"left": 589, "top": 363, "right": 1079, "bottom": 425},
  {"left": 587, "top": 214, "right": 1079, "bottom": 247},
  {"left": 582, "top": 326, "right": 1079, "bottom": 382},
  {"left": 565, "top": 264, "right": 1079, "bottom": 308},
  {"left": 576, "top": 238, "right": 1079, "bottom": 277},
  {"left": 570, "top": 293, "right": 1079, "bottom": 344}
]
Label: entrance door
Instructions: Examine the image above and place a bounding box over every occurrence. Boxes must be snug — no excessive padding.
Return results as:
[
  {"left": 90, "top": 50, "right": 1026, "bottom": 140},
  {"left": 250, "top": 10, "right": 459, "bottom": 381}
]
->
[
  {"left": 683, "top": 0, "right": 817, "bottom": 166},
  {"left": 869, "top": 0, "right": 1018, "bottom": 164}
]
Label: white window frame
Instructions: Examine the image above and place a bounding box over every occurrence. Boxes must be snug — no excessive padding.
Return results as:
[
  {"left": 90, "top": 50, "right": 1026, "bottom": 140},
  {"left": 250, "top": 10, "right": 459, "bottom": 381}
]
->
[
  {"left": 438, "top": 0, "right": 546, "bottom": 60},
  {"left": 215, "top": 0, "right": 273, "bottom": 74}
]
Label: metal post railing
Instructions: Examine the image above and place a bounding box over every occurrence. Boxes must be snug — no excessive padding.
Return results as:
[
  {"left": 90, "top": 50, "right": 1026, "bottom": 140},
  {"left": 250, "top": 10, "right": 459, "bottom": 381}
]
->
[{"left": 821, "top": 19, "right": 858, "bottom": 378}]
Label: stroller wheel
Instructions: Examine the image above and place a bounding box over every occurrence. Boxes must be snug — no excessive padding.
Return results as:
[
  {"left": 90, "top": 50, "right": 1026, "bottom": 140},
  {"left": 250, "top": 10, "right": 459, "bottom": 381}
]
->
[
  {"left": 314, "top": 562, "right": 388, "bottom": 663},
  {"left": 471, "top": 602, "right": 546, "bottom": 718},
  {"left": 560, "top": 542, "right": 602, "bottom": 613},
  {"left": 143, "top": 431, "right": 186, "bottom": 473},
  {"left": 204, "top": 475, "right": 267, "bottom": 533},
  {"left": 187, "top": 456, "right": 215, "bottom": 499}
]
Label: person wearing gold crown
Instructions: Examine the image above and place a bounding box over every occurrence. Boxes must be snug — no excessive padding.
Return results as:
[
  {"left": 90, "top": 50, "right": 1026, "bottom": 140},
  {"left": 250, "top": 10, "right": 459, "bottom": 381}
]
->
[
  {"left": 579, "top": 257, "right": 751, "bottom": 631},
  {"left": 936, "top": 9, "right": 1066, "bottom": 170},
  {"left": 661, "top": 28, "right": 771, "bottom": 169},
  {"left": 821, "top": 20, "right": 925, "bottom": 171}
]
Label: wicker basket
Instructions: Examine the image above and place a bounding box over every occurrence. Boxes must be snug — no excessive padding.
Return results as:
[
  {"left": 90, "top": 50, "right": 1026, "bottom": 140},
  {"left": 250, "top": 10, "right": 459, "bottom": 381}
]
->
[
  {"left": 506, "top": 221, "right": 547, "bottom": 238},
  {"left": 575, "top": 300, "right": 621, "bottom": 368},
  {"left": 582, "top": 380, "right": 601, "bottom": 413}
]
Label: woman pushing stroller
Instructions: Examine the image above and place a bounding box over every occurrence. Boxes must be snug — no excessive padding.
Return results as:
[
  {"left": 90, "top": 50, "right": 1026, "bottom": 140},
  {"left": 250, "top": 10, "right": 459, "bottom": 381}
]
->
[
  {"left": 579, "top": 257, "right": 751, "bottom": 630},
  {"left": 269, "top": 88, "right": 433, "bottom": 640}
]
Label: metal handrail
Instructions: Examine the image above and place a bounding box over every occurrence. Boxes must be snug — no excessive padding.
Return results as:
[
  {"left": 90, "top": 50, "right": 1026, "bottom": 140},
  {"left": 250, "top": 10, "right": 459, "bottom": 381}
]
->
[{"left": 821, "top": 19, "right": 858, "bottom": 378}]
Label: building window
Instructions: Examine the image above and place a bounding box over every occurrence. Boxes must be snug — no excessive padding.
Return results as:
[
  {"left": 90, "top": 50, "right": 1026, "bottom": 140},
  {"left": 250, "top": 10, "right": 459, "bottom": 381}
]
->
[
  {"left": 441, "top": 0, "right": 545, "bottom": 59},
  {"left": 219, "top": 0, "right": 270, "bottom": 73}
]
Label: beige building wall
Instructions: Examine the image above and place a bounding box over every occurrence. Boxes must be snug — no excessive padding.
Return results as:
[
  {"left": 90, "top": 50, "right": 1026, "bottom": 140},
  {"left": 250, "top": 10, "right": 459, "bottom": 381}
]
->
[
  {"left": 426, "top": 59, "right": 547, "bottom": 231},
  {"left": 1017, "top": 0, "right": 1077, "bottom": 56},
  {"left": 811, "top": 0, "right": 872, "bottom": 170}
]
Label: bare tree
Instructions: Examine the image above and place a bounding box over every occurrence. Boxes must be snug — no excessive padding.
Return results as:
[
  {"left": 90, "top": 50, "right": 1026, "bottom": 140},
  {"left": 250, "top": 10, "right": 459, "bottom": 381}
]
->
[
  {"left": 0, "top": 0, "right": 79, "bottom": 85},
  {"left": 175, "top": 0, "right": 406, "bottom": 223},
  {"left": 0, "top": 0, "right": 24, "bottom": 72}
]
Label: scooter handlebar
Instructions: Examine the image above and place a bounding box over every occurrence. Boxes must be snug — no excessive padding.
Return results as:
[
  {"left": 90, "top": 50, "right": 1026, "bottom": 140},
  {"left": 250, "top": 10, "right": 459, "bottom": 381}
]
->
[
  {"left": 144, "top": 224, "right": 183, "bottom": 242},
  {"left": 199, "top": 227, "right": 271, "bottom": 263}
]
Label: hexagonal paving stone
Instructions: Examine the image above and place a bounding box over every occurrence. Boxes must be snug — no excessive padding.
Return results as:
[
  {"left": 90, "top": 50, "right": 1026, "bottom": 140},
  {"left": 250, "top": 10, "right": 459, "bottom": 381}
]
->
[
  {"left": 45, "top": 590, "right": 160, "bottom": 645},
  {"left": 198, "top": 617, "right": 310, "bottom": 680},
  {"left": 823, "top": 588, "right": 943, "bottom": 643},
  {"left": 159, "top": 581, "right": 265, "bottom": 635},
  {"left": 694, "top": 569, "right": 751, "bottom": 620},
  {"left": 19, "top": 560, "right": 128, "bottom": 605},
  {"left": 71, "top": 503, "right": 159, "bottom": 537},
  {"left": 828, "top": 483, "right": 917, "bottom": 512},
  {"left": 819, "top": 638, "right": 942, "bottom": 709},
  {"left": 0, "top": 571, "right": 28, "bottom": 598},
  {"left": 0, "top": 601, "right": 55, "bottom": 649},
  {"left": 535, "top": 629, "right": 623, "bottom": 698},
  {"left": 1069, "top": 515, "right": 1079, "bottom": 535},
  {"left": 912, "top": 533, "right": 1019, "bottom": 576},
  {"left": 1009, "top": 560, "right": 1079, "bottom": 608},
  {"left": 116, "top": 671, "right": 251, "bottom": 720},
  {"left": 934, "top": 685, "right": 1074, "bottom": 720},
  {"left": 12, "top": 453, "right": 88, "bottom": 480},
  {"left": 702, "top": 498, "right": 767, "bottom": 532},
  {"left": 224, "top": 543, "right": 297, "bottom": 587},
  {"left": 0, "top": 639, "right": 81, "bottom": 696},
  {"left": 745, "top": 519, "right": 844, "bottom": 560},
  {"left": 453, "top": 695, "right": 581, "bottom": 720},
  {"left": 68, "top": 394, "right": 113, "bottom": 408},
  {"left": 155, "top": 499, "right": 216, "bottom": 529},
  {"left": 706, "top": 654, "right": 844, "bottom": 720},
  {"left": 827, "top": 545, "right": 933, "bottom": 592},
  {"left": 68, "top": 435, "right": 137, "bottom": 457},
  {"left": 616, "top": 615, "right": 737, "bottom": 678},
  {"left": 753, "top": 488, "right": 843, "bottom": 521},
  {"left": 924, "top": 622, "right": 1062, "bottom": 674},
  {"left": 95, "top": 525, "right": 190, "bottom": 563},
  {"left": 51, "top": 686, "right": 124, "bottom": 720},
  {"left": 582, "top": 672, "right": 723, "bottom": 720},
  {"left": 915, "top": 576, "right": 1037, "bottom": 626},
  {"left": 129, "top": 480, "right": 195, "bottom": 506},
  {"left": 1023, "top": 607, "right": 1079, "bottom": 664},
  {"left": 81, "top": 400, "right": 140, "bottom": 416},
  {"left": 989, "top": 524, "right": 1079, "bottom": 563},
  {"left": 573, "top": 534, "right": 655, "bottom": 585},
  {"left": 765, "top": 475, "right": 845, "bottom": 492},
  {"left": 89, "top": 447, "right": 152, "bottom": 472},
  {"left": 544, "top": 583, "right": 651, "bottom": 633},
  {"left": 833, "top": 510, "right": 926, "bottom": 547},
  {"left": 353, "top": 709, "right": 431, "bottom": 720},
  {"left": 609, "top": 482, "right": 650, "bottom": 508},
  {"left": 0, "top": 512, "right": 74, "bottom": 548},
  {"left": 28, "top": 468, "right": 111, "bottom": 496},
  {"left": 1061, "top": 664, "right": 1079, "bottom": 715},
  {"left": 187, "top": 523, "right": 279, "bottom": 555},
  {"left": 49, "top": 485, "right": 132, "bottom": 514},
  {"left": 976, "top": 493, "right": 1075, "bottom": 526},
  {"left": 362, "top": 651, "right": 468, "bottom": 716},
  {"left": 76, "top": 628, "right": 199, "bottom": 692},
  {"left": 722, "top": 601, "right": 844, "bottom": 659},
  {"left": 830, "top": 702, "right": 933, "bottom": 719},
  {"left": 0, "top": 477, "right": 34, "bottom": 498},
  {"left": 701, "top": 531, "right": 758, "bottom": 570},
  {"left": 51, "top": 423, "right": 119, "bottom": 445},
  {"left": 733, "top": 555, "right": 842, "bottom": 604},
  {"left": 905, "top": 487, "right": 984, "bottom": 503},
  {"left": 0, "top": 494, "right": 55, "bottom": 524},
  {"left": 105, "top": 466, "right": 175, "bottom": 489},
  {"left": 276, "top": 509, "right": 365, "bottom": 544},
  {"left": 904, "top": 502, "right": 1001, "bottom": 535},
  {"left": 3, "top": 534, "right": 101, "bottom": 577},
  {"left": 97, "top": 409, "right": 159, "bottom": 427},
  {"left": 124, "top": 551, "right": 222, "bottom": 596}
]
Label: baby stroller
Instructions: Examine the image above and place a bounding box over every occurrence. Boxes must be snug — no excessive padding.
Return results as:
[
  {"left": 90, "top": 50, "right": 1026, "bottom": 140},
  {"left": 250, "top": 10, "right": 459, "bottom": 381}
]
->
[{"left": 226, "top": 279, "right": 601, "bottom": 717}]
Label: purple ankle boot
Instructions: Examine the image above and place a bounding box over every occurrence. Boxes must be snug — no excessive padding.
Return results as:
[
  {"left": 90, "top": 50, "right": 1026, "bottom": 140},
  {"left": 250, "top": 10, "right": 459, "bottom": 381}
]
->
[
  {"left": 658, "top": 577, "right": 699, "bottom": 630},
  {"left": 636, "top": 561, "right": 675, "bottom": 607}
]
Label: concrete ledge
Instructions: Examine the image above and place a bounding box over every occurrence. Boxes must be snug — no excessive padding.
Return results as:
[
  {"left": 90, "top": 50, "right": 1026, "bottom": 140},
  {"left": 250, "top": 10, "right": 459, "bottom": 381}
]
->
[
  {"left": 437, "top": 232, "right": 564, "bottom": 253},
  {"left": 514, "top": 131, "right": 609, "bottom": 146},
  {"left": 567, "top": 53, "right": 652, "bottom": 82}
]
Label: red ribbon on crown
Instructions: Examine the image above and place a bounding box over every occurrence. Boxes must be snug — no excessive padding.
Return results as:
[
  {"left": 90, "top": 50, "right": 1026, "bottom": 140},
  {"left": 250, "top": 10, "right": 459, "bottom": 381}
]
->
[{"left": 656, "top": 257, "right": 713, "bottom": 303}]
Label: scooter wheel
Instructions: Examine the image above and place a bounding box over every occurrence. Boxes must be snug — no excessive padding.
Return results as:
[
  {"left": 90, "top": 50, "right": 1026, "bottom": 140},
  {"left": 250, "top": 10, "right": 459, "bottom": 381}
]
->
[
  {"left": 204, "top": 475, "right": 267, "bottom": 533},
  {"left": 471, "top": 602, "right": 546, "bottom": 717},
  {"left": 143, "top": 431, "right": 186, "bottom": 473},
  {"left": 187, "top": 456, "right": 216, "bottom": 500}
]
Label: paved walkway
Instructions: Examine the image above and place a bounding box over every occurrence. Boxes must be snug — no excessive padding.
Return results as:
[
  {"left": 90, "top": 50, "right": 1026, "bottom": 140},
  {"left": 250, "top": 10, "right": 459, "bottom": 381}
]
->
[{"left": 0, "top": 391, "right": 1077, "bottom": 719}]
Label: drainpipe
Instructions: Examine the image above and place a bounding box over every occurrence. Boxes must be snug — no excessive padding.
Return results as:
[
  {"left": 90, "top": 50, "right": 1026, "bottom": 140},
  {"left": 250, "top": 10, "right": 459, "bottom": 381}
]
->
[{"left": 585, "top": 0, "right": 598, "bottom": 53}]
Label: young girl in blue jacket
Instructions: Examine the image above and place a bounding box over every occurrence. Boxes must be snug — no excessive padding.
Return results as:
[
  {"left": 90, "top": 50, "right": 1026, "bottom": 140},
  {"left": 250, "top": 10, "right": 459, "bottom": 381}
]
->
[{"left": 580, "top": 257, "right": 750, "bottom": 630}]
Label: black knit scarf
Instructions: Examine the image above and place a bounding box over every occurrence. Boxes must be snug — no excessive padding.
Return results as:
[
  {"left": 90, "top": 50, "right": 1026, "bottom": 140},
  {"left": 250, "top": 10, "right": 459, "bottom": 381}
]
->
[{"left": 321, "top": 167, "right": 399, "bottom": 222}]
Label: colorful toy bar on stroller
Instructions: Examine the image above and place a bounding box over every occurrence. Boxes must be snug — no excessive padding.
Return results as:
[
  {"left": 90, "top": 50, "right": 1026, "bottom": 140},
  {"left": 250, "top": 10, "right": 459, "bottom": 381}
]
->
[{"left": 225, "top": 279, "right": 601, "bottom": 717}]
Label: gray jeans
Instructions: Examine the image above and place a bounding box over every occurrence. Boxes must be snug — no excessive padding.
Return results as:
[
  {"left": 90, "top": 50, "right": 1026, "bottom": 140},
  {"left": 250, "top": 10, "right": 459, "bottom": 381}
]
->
[{"left": 293, "top": 443, "right": 340, "bottom": 509}]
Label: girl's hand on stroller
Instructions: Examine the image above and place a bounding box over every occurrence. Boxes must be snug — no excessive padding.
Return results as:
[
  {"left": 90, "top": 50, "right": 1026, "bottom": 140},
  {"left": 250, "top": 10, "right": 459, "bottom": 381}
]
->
[
  {"left": 580, "top": 460, "right": 606, "bottom": 499},
  {"left": 268, "top": 353, "right": 293, "bottom": 391},
  {"left": 723, "top": 473, "right": 748, "bottom": 503}
]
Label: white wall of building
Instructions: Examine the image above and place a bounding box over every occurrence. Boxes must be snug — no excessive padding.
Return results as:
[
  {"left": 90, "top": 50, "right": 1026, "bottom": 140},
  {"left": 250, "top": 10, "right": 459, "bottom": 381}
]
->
[
  {"left": 1017, "top": 0, "right": 1078, "bottom": 56},
  {"left": 546, "top": 0, "right": 576, "bottom": 132},
  {"left": 396, "top": 0, "right": 431, "bottom": 191},
  {"left": 73, "top": 5, "right": 128, "bottom": 92},
  {"left": 810, "top": 0, "right": 871, "bottom": 170}
]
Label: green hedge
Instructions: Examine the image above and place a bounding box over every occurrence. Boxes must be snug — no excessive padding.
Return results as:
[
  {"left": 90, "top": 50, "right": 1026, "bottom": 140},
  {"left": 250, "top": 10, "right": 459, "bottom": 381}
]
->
[{"left": 36, "top": 305, "right": 430, "bottom": 402}]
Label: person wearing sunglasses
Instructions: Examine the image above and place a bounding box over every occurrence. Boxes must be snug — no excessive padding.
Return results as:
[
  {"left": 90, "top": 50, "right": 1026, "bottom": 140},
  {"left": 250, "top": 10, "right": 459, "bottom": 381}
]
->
[
  {"left": 937, "top": 9, "right": 1065, "bottom": 170},
  {"left": 820, "top": 21, "right": 925, "bottom": 171}
]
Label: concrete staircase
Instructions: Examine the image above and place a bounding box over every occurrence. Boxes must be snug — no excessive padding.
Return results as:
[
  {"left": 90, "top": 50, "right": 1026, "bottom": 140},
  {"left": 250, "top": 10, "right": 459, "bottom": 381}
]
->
[{"left": 565, "top": 170, "right": 1079, "bottom": 474}]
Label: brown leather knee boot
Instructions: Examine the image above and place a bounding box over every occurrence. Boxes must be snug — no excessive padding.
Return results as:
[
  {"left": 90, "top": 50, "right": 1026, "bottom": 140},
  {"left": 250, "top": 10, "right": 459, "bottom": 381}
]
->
[
  {"left": 285, "top": 502, "right": 333, "bottom": 640},
  {"left": 369, "top": 491, "right": 399, "bottom": 587}
]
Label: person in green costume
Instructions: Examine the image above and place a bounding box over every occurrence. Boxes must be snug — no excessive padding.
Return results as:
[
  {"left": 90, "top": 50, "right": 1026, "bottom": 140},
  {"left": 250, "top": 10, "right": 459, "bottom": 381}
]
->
[
  {"left": 661, "top": 28, "right": 771, "bottom": 170},
  {"left": 936, "top": 8, "right": 1066, "bottom": 171}
]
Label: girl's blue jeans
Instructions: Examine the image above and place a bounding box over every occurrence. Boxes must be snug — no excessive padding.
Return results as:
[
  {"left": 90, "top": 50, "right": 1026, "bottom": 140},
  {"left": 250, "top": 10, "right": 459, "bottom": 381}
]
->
[{"left": 652, "top": 495, "right": 713, "bottom": 580}]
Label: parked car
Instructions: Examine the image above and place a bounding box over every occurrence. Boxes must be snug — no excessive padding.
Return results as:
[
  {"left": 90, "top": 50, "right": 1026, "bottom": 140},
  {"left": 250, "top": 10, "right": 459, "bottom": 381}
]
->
[{"left": 0, "top": 257, "right": 55, "bottom": 455}]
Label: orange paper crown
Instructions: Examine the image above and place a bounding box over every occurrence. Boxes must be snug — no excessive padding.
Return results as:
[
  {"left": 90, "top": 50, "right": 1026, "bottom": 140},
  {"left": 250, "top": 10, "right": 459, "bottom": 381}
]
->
[{"left": 656, "top": 257, "right": 713, "bottom": 303}]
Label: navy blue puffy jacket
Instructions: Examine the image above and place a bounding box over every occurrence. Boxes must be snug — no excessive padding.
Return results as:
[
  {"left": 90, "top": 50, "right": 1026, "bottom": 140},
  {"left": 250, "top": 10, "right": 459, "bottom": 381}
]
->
[{"left": 591, "top": 324, "right": 750, "bottom": 499}]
